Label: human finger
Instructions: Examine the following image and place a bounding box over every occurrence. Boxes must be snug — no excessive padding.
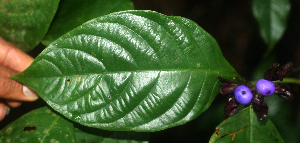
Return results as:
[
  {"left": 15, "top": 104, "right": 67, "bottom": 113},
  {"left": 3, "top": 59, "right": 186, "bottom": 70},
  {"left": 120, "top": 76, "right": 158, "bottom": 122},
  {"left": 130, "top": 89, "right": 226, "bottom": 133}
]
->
[
  {"left": 0, "top": 100, "right": 10, "bottom": 121},
  {"left": 0, "top": 37, "right": 34, "bottom": 72},
  {"left": 0, "top": 65, "right": 38, "bottom": 101},
  {"left": 6, "top": 99, "right": 22, "bottom": 108}
]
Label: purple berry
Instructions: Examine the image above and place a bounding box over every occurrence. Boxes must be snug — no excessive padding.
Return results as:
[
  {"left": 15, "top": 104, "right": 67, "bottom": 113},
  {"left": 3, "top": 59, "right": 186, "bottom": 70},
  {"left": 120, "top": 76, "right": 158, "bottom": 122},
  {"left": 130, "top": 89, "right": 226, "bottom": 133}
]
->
[
  {"left": 256, "top": 79, "right": 275, "bottom": 96},
  {"left": 234, "top": 85, "right": 253, "bottom": 105}
]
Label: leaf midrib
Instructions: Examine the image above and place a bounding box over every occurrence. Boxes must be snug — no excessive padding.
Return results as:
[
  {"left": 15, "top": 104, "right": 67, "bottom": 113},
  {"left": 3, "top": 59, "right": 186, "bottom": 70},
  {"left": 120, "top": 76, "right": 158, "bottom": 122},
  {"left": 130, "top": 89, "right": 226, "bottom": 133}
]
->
[
  {"left": 40, "top": 115, "right": 60, "bottom": 142},
  {"left": 14, "top": 69, "right": 238, "bottom": 79}
]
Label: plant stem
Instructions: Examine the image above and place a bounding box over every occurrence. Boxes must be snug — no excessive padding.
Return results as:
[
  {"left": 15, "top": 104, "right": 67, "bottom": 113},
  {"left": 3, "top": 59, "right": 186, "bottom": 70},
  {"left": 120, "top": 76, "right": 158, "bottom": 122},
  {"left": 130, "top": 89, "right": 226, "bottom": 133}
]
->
[
  {"left": 251, "top": 78, "right": 300, "bottom": 85},
  {"left": 274, "top": 78, "right": 300, "bottom": 85},
  {"left": 263, "top": 45, "right": 274, "bottom": 58}
]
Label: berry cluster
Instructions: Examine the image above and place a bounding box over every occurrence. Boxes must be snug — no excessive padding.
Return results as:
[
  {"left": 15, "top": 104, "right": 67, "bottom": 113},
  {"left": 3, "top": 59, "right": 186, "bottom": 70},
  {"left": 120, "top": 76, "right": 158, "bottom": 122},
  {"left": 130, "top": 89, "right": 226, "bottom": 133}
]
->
[{"left": 219, "top": 62, "right": 294, "bottom": 119}]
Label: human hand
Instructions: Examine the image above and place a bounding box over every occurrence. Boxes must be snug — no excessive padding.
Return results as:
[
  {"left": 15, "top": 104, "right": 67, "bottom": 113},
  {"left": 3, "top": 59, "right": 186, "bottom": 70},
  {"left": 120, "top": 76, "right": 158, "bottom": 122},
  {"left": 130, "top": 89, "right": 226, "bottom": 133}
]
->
[{"left": 0, "top": 37, "right": 38, "bottom": 121}]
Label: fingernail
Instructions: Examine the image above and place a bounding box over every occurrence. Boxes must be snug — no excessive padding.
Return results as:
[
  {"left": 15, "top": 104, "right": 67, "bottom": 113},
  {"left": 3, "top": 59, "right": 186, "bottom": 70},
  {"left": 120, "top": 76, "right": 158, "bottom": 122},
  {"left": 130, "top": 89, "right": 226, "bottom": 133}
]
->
[
  {"left": 23, "top": 85, "right": 38, "bottom": 99},
  {"left": 4, "top": 105, "right": 10, "bottom": 115}
]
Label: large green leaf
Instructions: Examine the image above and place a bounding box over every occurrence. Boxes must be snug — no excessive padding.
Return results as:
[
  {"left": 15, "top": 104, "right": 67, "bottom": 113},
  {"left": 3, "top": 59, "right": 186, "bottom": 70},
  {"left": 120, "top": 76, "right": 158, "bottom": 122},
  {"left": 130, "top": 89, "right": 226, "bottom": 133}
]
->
[
  {"left": 209, "top": 106, "right": 284, "bottom": 143},
  {"left": 0, "top": 0, "right": 59, "bottom": 52},
  {"left": 0, "top": 106, "right": 76, "bottom": 143},
  {"left": 252, "top": 0, "right": 290, "bottom": 50},
  {"left": 12, "top": 10, "right": 238, "bottom": 131},
  {"left": 42, "top": 0, "right": 134, "bottom": 46}
]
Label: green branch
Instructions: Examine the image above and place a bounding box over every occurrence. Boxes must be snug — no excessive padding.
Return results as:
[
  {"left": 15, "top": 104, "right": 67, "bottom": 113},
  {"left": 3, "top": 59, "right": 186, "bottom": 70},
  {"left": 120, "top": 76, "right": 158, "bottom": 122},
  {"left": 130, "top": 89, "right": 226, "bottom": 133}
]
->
[{"left": 251, "top": 77, "right": 300, "bottom": 85}]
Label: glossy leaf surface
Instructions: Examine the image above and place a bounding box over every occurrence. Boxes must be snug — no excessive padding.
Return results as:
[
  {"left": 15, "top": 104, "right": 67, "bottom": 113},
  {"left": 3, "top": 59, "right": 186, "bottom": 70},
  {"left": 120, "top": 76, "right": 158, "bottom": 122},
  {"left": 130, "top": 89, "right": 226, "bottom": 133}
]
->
[
  {"left": 209, "top": 106, "right": 284, "bottom": 143},
  {"left": 252, "top": 0, "right": 290, "bottom": 48},
  {"left": 0, "top": 106, "right": 76, "bottom": 143},
  {"left": 12, "top": 10, "right": 238, "bottom": 131},
  {"left": 42, "top": 0, "right": 134, "bottom": 45},
  {"left": 0, "top": 0, "right": 59, "bottom": 52}
]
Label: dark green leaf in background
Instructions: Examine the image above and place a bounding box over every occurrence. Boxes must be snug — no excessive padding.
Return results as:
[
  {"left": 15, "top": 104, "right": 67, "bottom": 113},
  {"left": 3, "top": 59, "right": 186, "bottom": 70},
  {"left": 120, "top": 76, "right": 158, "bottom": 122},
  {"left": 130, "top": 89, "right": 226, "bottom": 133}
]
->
[
  {"left": 209, "top": 106, "right": 284, "bottom": 143},
  {"left": 252, "top": 0, "right": 290, "bottom": 52},
  {"left": 75, "top": 124, "right": 149, "bottom": 143},
  {"left": 251, "top": 53, "right": 276, "bottom": 80},
  {"left": 265, "top": 94, "right": 300, "bottom": 143},
  {"left": 0, "top": 0, "right": 59, "bottom": 52},
  {"left": 12, "top": 10, "right": 238, "bottom": 131},
  {"left": 0, "top": 106, "right": 76, "bottom": 143},
  {"left": 42, "top": 0, "right": 134, "bottom": 46}
]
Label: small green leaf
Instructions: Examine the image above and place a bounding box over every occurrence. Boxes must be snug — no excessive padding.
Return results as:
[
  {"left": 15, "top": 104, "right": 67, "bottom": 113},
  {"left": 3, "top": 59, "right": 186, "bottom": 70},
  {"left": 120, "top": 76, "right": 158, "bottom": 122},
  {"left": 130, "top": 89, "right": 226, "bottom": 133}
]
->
[
  {"left": 42, "top": 0, "right": 134, "bottom": 45},
  {"left": 252, "top": 0, "right": 290, "bottom": 50},
  {"left": 209, "top": 106, "right": 285, "bottom": 143},
  {"left": 0, "top": 106, "right": 76, "bottom": 143},
  {"left": 12, "top": 10, "right": 238, "bottom": 131},
  {"left": 75, "top": 124, "right": 149, "bottom": 143},
  {"left": 0, "top": 0, "right": 59, "bottom": 52}
]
